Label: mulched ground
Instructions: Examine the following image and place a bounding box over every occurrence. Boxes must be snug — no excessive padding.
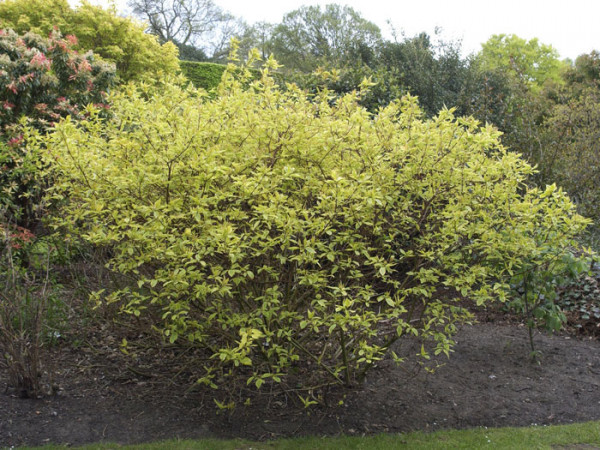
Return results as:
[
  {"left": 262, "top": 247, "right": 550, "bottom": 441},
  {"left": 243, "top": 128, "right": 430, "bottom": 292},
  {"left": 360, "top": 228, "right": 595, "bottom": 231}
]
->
[{"left": 1, "top": 313, "right": 600, "bottom": 448}]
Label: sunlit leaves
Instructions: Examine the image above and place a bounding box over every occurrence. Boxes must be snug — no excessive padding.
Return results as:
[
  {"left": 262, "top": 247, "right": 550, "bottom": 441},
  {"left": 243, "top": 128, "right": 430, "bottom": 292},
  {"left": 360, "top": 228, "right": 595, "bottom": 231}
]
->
[{"left": 43, "top": 59, "right": 588, "bottom": 394}]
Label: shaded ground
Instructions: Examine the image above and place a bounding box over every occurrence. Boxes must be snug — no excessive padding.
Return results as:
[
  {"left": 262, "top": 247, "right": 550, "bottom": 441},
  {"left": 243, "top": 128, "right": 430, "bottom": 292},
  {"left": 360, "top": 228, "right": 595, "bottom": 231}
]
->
[{"left": 1, "top": 318, "right": 600, "bottom": 447}]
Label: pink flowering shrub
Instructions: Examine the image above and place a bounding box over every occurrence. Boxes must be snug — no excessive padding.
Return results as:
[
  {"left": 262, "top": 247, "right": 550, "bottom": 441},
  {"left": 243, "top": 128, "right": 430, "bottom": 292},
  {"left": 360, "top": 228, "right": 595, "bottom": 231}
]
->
[
  {"left": 0, "top": 28, "right": 115, "bottom": 227},
  {"left": 0, "top": 28, "right": 115, "bottom": 132}
]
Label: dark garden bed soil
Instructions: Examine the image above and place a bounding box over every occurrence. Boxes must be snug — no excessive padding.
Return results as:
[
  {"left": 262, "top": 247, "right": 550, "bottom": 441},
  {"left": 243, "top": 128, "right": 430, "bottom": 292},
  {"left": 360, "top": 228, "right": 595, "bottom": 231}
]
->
[{"left": 2, "top": 318, "right": 600, "bottom": 448}]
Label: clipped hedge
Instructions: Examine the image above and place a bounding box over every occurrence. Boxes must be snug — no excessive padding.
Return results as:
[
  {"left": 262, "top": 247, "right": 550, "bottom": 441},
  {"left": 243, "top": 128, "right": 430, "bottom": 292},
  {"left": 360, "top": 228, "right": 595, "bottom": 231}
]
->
[
  {"left": 180, "top": 60, "right": 272, "bottom": 92},
  {"left": 180, "top": 60, "right": 227, "bottom": 91}
]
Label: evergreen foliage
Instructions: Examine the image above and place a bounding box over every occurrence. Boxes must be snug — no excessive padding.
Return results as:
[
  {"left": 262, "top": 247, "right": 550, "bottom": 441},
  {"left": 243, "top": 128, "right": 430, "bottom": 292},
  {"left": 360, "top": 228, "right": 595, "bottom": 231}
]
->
[{"left": 179, "top": 60, "right": 226, "bottom": 90}]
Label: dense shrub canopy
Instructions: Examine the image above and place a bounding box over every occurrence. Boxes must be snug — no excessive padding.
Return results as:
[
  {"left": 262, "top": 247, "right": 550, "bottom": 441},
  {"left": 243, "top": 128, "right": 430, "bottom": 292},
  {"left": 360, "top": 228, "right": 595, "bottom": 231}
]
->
[
  {"left": 42, "top": 57, "right": 587, "bottom": 394},
  {"left": 540, "top": 79, "right": 600, "bottom": 228}
]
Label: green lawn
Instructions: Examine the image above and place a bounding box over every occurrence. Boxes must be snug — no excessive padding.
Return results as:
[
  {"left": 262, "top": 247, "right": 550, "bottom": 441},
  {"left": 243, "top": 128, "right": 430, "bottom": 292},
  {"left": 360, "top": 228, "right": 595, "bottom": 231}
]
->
[{"left": 30, "top": 420, "right": 600, "bottom": 449}]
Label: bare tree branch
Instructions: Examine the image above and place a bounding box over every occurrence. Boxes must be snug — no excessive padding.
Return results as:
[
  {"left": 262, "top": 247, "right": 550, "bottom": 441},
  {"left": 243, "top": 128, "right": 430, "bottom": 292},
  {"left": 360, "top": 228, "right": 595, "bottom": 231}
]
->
[{"left": 128, "top": 0, "right": 237, "bottom": 56}]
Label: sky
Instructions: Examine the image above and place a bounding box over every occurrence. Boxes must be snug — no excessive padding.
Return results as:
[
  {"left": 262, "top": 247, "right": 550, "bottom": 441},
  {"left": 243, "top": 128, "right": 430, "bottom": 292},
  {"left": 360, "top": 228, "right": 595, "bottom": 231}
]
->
[{"left": 85, "top": 0, "right": 599, "bottom": 61}]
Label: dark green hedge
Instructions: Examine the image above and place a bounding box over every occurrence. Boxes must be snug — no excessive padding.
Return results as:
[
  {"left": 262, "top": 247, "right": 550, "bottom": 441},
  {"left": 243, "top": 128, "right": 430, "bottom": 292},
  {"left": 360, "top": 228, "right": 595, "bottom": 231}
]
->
[
  {"left": 180, "top": 61, "right": 227, "bottom": 91},
  {"left": 180, "top": 60, "right": 286, "bottom": 91}
]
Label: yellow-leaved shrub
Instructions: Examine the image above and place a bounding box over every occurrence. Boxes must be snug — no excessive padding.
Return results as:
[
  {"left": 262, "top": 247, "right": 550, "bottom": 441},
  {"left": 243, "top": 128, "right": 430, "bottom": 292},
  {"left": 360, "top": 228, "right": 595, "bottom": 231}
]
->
[{"left": 41, "top": 55, "right": 588, "bottom": 394}]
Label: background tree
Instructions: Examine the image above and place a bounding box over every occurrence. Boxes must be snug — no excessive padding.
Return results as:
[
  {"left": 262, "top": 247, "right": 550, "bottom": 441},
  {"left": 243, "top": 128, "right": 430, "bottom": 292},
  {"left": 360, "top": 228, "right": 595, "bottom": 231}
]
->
[
  {"left": 468, "top": 39, "right": 600, "bottom": 242},
  {"left": 176, "top": 42, "right": 208, "bottom": 61},
  {"left": 269, "top": 4, "right": 382, "bottom": 72},
  {"left": 534, "top": 52, "right": 600, "bottom": 234},
  {"left": 0, "top": 0, "right": 72, "bottom": 32},
  {"left": 456, "top": 60, "right": 513, "bottom": 126},
  {"left": 235, "top": 21, "right": 274, "bottom": 61},
  {"left": 563, "top": 50, "right": 600, "bottom": 92},
  {"left": 543, "top": 88, "right": 600, "bottom": 220},
  {"left": 477, "top": 34, "right": 567, "bottom": 89},
  {"left": 464, "top": 34, "right": 568, "bottom": 181},
  {"left": 377, "top": 31, "right": 469, "bottom": 117},
  {"left": 127, "top": 0, "right": 239, "bottom": 59},
  {"left": 288, "top": 31, "right": 473, "bottom": 116}
]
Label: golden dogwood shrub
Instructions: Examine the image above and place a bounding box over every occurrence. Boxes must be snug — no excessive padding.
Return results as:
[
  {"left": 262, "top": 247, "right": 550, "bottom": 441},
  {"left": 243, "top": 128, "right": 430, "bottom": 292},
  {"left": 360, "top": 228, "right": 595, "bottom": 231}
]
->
[{"left": 41, "top": 57, "right": 588, "bottom": 393}]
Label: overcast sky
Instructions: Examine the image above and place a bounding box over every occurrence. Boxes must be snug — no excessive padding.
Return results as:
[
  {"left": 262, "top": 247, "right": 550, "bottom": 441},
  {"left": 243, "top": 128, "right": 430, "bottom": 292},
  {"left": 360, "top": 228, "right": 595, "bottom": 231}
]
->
[{"left": 87, "top": 0, "right": 599, "bottom": 60}]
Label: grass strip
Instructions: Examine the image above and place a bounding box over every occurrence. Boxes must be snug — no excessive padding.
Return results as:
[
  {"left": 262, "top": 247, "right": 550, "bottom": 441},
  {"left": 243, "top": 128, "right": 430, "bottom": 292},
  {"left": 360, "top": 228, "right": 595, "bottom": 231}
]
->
[{"left": 28, "top": 420, "right": 600, "bottom": 450}]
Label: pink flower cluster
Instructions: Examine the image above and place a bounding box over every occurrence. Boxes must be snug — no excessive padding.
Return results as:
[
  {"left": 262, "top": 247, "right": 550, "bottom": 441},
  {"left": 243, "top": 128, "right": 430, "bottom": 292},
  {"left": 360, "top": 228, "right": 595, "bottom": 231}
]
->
[
  {"left": 18, "top": 73, "right": 35, "bottom": 84},
  {"left": 65, "top": 34, "right": 78, "bottom": 46},
  {"left": 29, "top": 52, "right": 51, "bottom": 70},
  {"left": 6, "top": 81, "right": 17, "bottom": 94}
]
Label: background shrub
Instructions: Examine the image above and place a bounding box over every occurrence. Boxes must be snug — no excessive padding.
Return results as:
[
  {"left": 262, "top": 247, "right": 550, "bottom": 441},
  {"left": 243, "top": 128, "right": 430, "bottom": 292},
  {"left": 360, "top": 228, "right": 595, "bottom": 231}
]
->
[
  {"left": 0, "top": 28, "right": 115, "bottom": 227},
  {"left": 0, "top": 0, "right": 179, "bottom": 83}
]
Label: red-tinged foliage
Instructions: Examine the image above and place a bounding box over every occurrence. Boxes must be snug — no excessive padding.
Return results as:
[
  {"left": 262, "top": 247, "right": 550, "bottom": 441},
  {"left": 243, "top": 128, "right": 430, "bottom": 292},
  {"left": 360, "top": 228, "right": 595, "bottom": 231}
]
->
[
  {"left": 0, "top": 28, "right": 115, "bottom": 133},
  {"left": 0, "top": 28, "right": 116, "bottom": 227}
]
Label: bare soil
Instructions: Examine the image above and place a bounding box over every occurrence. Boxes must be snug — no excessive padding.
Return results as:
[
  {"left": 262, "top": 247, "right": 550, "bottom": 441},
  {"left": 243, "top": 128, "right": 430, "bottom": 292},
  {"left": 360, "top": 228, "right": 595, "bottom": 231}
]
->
[{"left": 1, "top": 312, "right": 600, "bottom": 448}]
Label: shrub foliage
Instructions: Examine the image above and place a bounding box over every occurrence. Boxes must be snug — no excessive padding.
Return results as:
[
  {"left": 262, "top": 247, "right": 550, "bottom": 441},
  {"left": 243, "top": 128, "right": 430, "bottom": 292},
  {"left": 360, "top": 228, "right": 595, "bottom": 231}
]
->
[{"left": 42, "top": 56, "right": 588, "bottom": 394}]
